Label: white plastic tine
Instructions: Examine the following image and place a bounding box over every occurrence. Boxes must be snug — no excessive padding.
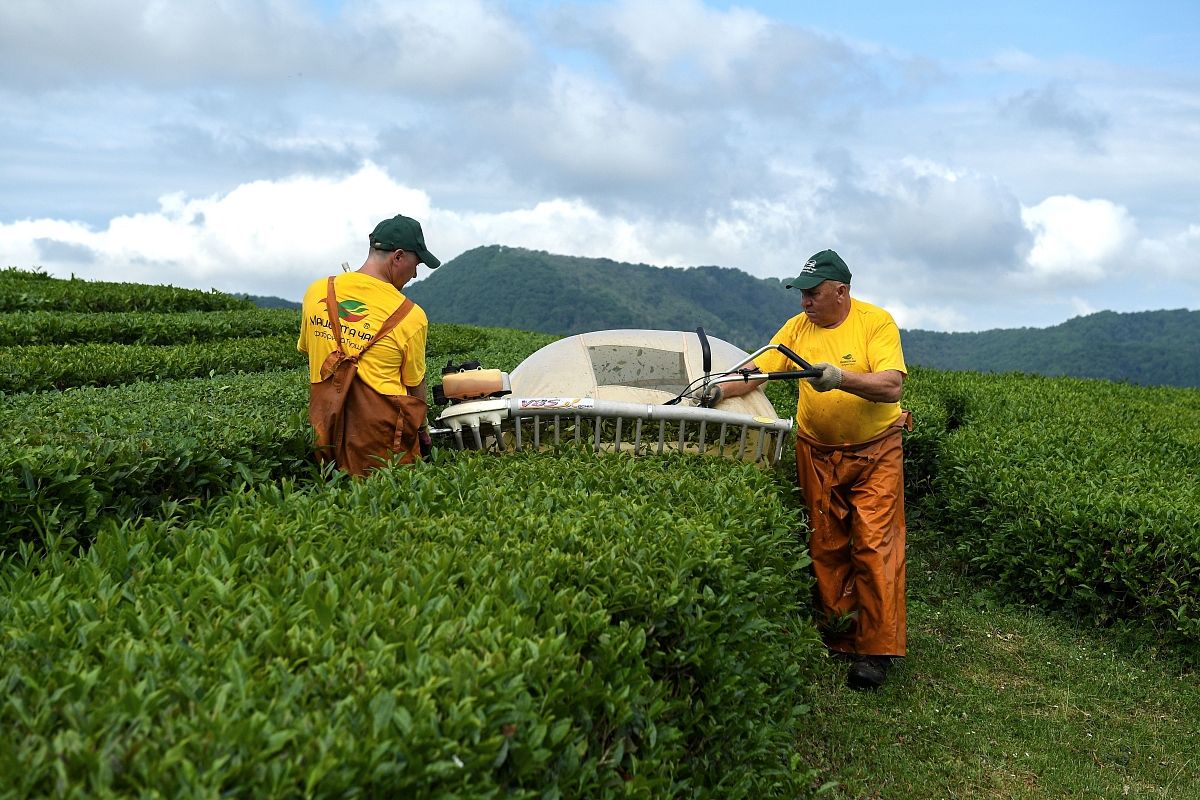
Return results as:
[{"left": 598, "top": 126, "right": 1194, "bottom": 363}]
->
[
  {"left": 472, "top": 425, "right": 484, "bottom": 451},
  {"left": 718, "top": 423, "right": 728, "bottom": 456},
  {"left": 533, "top": 415, "right": 540, "bottom": 448},
  {"left": 736, "top": 425, "right": 748, "bottom": 459},
  {"left": 614, "top": 417, "right": 623, "bottom": 453},
  {"left": 634, "top": 418, "right": 644, "bottom": 455},
  {"left": 657, "top": 420, "right": 666, "bottom": 454},
  {"left": 698, "top": 420, "right": 707, "bottom": 454}
]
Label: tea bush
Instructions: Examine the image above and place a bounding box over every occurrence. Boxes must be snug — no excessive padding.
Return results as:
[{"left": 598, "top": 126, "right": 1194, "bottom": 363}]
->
[
  {"left": 0, "top": 322, "right": 557, "bottom": 549},
  {"left": 913, "top": 369, "right": 1200, "bottom": 660},
  {"left": 0, "top": 337, "right": 306, "bottom": 393},
  {"left": 0, "top": 370, "right": 314, "bottom": 549},
  {"left": 0, "top": 268, "right": 252, "bottom": 313},
  {"left": 0, "top": 452, "right": 824, "bottom": 798},
  {"left": 0, "top": 308, "right": 299, "bottom": 345},
  {"left": 0, "top": 322, "right": 551, "bottom": 394}
]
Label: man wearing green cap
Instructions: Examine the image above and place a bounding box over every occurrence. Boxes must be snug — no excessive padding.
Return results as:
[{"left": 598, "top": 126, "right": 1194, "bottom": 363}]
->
[
  {"left": 716, "top": 249, "right": 910, "bottom": 690},
  {"left": 297, "top": 214, "right": 441, "bottom": 474}
]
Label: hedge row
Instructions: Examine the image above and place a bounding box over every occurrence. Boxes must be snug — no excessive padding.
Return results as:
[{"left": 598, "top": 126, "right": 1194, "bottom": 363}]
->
[
  {"left": 0, "top": 452, "right": 824, "bottom": 798},
  {"left": 0, "top": 308, "right": 300, "bottom": 346},
  {"left": 0, "top": 268, "right": 253, "bottom": 313},
  {"left": 0, "top": 336, "right": 306, "bottom": 393},
  {"left": 0, "top": 322, "right": 554, "bottom": 394},
  {"left": 1, "top": 370, "right": 314, "bottom": 549},
  {"left": 0, "top": 320, "right": 560, "bottom": 546},
  {"left": 914, "top": 368, "right": 1200, "bottom": 660}
]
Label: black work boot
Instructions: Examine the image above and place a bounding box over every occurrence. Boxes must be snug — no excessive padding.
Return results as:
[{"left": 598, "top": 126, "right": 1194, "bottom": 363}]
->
[{"left": 847, "top": 656, "right": 891, "bottom": 690}]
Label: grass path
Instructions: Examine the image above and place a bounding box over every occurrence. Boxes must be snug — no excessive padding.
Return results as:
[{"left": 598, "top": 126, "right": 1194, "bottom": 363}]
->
[{"left": 795, "top": 531, "right": 1200, "bottom": 799}]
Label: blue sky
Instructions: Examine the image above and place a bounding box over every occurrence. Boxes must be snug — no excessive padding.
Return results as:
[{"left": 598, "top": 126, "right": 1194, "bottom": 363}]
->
[{"left": 2, "top": 0, "right": 1197, "bottom": 331}]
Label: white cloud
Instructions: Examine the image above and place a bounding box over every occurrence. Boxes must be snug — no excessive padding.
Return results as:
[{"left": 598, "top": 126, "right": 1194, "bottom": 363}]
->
[
  {"left": 339, "top": 0, "right": 533, "bottom": 94},
  {"left": 880, "top": 299, "right": 972, "bottom": 332},
  {"left": 1003, "top": 81, "right": 1110, "bottom": 150},
  {"left": 436, "top": 199, "right": 657, "bottom": 267},
  {"left": 0, "top": 0, "right": 531, "bottom": 96},
  {"left": 595, "top": 0, "right": 772, "bottom": 84},
  {"left": 1069, "top": 296, "right": 1099, "bottom": 319},
  {"left": 1, "top": 163, "right": 431, "bottom": 297},
  {"left": 1134, "top": 223, "right": 1200, "bottom": 282},
  {"left": 547, "top": 0, "right": 924, "bottom": 113},
  {"left": 501, "top": 68, "right": 688, "bottom": 187},
  {"left": 1019, "top": 195, "right": 1137, "bottom": 283}
]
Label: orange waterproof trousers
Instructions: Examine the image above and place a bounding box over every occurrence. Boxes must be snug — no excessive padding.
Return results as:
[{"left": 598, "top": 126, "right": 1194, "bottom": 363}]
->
[{"left": 795, "top": 421, "right": 908, "bottom": 657}]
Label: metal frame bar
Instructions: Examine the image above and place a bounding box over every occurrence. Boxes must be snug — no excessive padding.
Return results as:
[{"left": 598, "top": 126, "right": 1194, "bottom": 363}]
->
[{"left": 435, "top": 397, "right": 793, "bottom": 465}]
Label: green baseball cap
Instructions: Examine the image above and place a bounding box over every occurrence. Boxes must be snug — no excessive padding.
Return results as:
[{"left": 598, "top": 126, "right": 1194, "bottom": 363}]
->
[
  {"left": 369, "top": 214, "right": 441, "bottom": 268},
  {"left": 785, "top": 249, "right": 851, "bottom": 290}
]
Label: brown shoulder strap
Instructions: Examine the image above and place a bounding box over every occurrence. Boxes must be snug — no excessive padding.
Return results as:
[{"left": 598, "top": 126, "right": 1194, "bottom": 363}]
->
[
  {"left": 324, "top": 276, "right": 416, "bottom": 363},
  {"left": 324, "top": 276, "right": 345, "bottom": 354},
  {"left": 363, "top": 298, "right": 416, "bottom": 356}
]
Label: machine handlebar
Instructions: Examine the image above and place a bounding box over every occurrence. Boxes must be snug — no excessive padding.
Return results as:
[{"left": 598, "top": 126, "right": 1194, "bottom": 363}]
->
[
  {"left": 709, "top": 368, "right": 821, "bottom": 387},
  {"left": 776, "top": 343, "right": 814, "bottom": 371},
  {"left": 765, "top": 369, "right": 822, "bottom": 380}
]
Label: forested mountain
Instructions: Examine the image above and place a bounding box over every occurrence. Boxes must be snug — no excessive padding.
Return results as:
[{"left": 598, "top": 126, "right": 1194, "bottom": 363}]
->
[
  {"left": 405, "top": 245, "right": 796, "bottom": 350},
  {"left": 400, "top": 245, "right": 1198, "bottom": 388},
  {"left": 903, "top": 308, "right": 1200, "bottom": 388},
  {"left": 238, "top": 293, "right": 300, "bottom": 310}
]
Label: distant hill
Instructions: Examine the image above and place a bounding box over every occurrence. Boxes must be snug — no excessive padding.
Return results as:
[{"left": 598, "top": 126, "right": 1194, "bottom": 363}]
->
[
  {"left": 406, "top": 245, "right": 797, "bottom": 350},
  {"left": 903, "top": 308, "right": 1200, "bottom": 388},
  {"left": 239, "top": 293, "right": 300, "bottom": 310},
  {"left": 405, "top": 245, "right": 1198, "bottom": 388}
]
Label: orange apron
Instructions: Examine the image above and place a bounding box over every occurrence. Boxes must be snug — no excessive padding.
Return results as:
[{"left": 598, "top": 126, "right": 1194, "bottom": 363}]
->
[{"left": 795, "top": 411, "right": 910, "bottom": 657}]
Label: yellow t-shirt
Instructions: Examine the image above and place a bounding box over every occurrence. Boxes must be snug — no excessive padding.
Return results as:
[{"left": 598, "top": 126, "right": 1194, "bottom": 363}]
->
[
  {"left": 754, "top": 298, "right": 907, "bottom": 445},
  {"left": 296, "top": 272, "right": 428, "bottom": 395}
]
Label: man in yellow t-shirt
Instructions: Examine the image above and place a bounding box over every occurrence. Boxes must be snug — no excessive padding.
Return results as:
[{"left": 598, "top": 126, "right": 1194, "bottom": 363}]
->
[
  {"left": 716, "top": 249, "right": 909, "bottom": 690},
  {"left": 297, "top": 214, "right": 439, "bottom": 470}
]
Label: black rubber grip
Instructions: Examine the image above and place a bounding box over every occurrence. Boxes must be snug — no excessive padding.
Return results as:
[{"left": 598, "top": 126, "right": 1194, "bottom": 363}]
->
[
  {"left": 768, "top": 369, "right": 822, "bottom": 380},
  {"left": 776, "top": 344, "right": 813, "bottom": 370}
]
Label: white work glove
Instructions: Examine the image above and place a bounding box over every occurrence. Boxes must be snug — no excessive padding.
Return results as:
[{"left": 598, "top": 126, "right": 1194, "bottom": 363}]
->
[
  {"left": 807, "top": 362, "right": 843, "bottom": 392},
  {"left": 699, "top": 385, "right": 724, "bottom": 408}
]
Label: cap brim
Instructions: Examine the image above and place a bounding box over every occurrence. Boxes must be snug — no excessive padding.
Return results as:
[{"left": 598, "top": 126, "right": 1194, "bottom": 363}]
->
[
  {"left": 418, "top": 248, "right": 441, "bottom": 269},
  {"left": 785, "top": 275, "right": 823, "bottom": 290}
]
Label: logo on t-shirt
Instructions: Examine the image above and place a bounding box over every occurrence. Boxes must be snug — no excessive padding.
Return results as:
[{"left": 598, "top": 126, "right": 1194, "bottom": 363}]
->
[
  {"left": 840, "top": 353, "right": 856, "bottom": 366},
  {"left": 321, "top": 298, "right": 368, "bottom": 322}
]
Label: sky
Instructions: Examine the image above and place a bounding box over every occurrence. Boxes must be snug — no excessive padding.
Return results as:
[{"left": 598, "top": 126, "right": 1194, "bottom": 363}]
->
[{"left": 1, "top": 0, "right": 1198, "bottom": 332}]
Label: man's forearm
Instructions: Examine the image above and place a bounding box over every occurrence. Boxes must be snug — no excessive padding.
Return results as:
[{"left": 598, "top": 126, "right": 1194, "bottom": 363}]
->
[
  {"left": 714, "top": 376, "right": 767, "bottom": 399},
  {"left": 837, "top": 369, "right": 903, "bottom": 403}
]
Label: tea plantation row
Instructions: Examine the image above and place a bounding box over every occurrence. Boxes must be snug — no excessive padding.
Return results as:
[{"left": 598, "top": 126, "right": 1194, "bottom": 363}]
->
[
  {"left": 1, "top": 452, "right": 826, "bottom": 797},
  {"left": 0, "top": 268, "right": 252, "bottom": 313},
  {"left": 0, "top": 317, "right": 556, "bottom": 548},
  {"left": 913, "top": 368, "right": 1200, "bottom": 659},
  {"left": 0, "top": 308, "right": 299, "bottom": 345}
]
